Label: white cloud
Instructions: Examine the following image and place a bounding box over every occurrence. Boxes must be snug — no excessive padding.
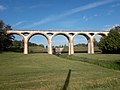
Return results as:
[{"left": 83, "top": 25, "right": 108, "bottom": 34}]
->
[
  {"left": 23, "top": 0, "right": 115, "bottom": 29},
  {"left": 64, "top": 0, "right": 114, "bottom": 16},
  {"left": 13, "top": 21, "right": 26, "bottom": 27},
  {"left": 104, "top": 24, "right": 120, "bottom": 30},
  {"left": 22, "top": 16, "right": 55, "bottom": 29},
  {"left": 82, "top": 16, "right": 88, "bottom": 21},
  {"left": 0, "top": 5, "right": 7, "bottom": 11},
  {"left": 105, "top": 24, "right": 112, "bottom": 27}
]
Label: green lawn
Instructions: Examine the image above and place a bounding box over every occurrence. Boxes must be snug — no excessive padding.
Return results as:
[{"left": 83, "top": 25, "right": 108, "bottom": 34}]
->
[
  {"left": 0, "top": 52, "right": 120, "bottom": 90},
  {"left": 60, "top": 53, "right": 120, "bottom": 70},
  {"left": 74, "top": 53, "right": 120, "bottom": 61}
]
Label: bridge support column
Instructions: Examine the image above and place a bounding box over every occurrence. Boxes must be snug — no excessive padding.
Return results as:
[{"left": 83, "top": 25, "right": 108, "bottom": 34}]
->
[
  {"left": 88, "top": 40, "right": 91, "bottom": 54},
  {"left": 69, "top": 42, "right": 71, "bottom": 55},
  {"left": 88, "top": 37, "right": 94, "bottom": 54},
  {"left": 69, "top": 38, "right": 74, "bottom": 55},
  {"left": 70, "top": 38, "right": 74, "bottom": 55},
  {"left": 48, "top": 38, "right": 52, "bottom": 54},
  {"left": 23, "top": 36, "right": 29, "bottom": 54}
]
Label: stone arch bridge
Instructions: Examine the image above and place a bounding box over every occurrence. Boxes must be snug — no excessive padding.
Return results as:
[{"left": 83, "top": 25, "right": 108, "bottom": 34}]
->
[{"left": 7, "top": 30, "right": 109, "bottom": 55}]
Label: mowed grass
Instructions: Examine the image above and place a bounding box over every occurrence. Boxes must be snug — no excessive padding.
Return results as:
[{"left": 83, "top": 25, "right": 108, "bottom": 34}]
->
[
  {"left": 74, "top": 53, "right": 120, "bottom": 61},
  {"left": 0, "top": 52, "right": 120, "bottom": 90},
  {"left": 59, "top": 53, "right": 120, "bottom": 70}
]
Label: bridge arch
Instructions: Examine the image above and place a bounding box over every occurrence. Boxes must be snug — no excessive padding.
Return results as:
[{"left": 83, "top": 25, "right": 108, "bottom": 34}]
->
[
  {"left": 52, "top": 33, "right": 70, "bottom": 41},
  {"left": 27, "top": 33, "right": 49, "bottom": 41},
  {"left": 74, "top": 33, "right": 90, "bottom": 40},
  {"left": 95, "top": 32, "right": 108, "bottom": 36},
  {"left": 73, "top": 33, "right": 90, "bottom": 53},
  {"left": 7, "top": 32, "right": 24, "bottom": 39},
  {"left": 7, "top": 32, "right": 24, "bottom": 52},
  {"left": 27, "top": 33, "right": 49, "bottom": 53},
  {"left": 7, "top": 32, "right": 24, "bottom": 45},
  {"left": 52, "top": 33, "right": 70, "bottom": 54}
]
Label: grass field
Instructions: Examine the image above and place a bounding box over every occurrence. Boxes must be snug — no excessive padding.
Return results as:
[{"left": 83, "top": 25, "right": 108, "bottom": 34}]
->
[
  {"left": 59, "top": 53, "right": 120, "bottom": 70},
  {"left": 0, "top": 52, "right": 120, "bottom": 90}
]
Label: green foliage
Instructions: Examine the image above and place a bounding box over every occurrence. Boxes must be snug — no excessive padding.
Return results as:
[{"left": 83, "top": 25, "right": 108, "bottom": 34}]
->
[
  {"left": 94, "top": 39, "right": 99, "bottom": 47},
  {"left": 29, "top": 46, "right": 47, "bottom": 53},
  {"left": 0, "top": 20, "right": 13, "bottom": 51},
  {"left": 29, "top": 42, "right": 38, "bottom": 46},
  {"left": 74, "top": 43, "right": 87, "bottom": 47},
  {"left": 39, "top": 44, "right": 44, "bottom": 48},
  {"left": 98, "top": 29, "right": 120, "bottom": 54},
  {"left": 12, "top": 40, "right": 23, "bottom": 47}
]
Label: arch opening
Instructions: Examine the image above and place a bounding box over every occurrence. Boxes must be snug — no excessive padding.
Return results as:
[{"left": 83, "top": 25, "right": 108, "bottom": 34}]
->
[
  {"left": 52, "top": 34, "right": 69, "bottom": 54},
  {"left": 28, "top": 34, "right": 48, "bottom": 53},
  {"left": 69, "top": 33, "right": 74, "bottom": 36},
  {"left": 74, "top": 34, "right": 88, "bottom": 53},
  {"left": 21, "top": 32, "right": 30, "bottom": 36},
  {"left": 47, "top": 33, "right": 53, "bottom": 36},
  {"left": 7, "top": 34, "right": 23, "bottom": 52}
]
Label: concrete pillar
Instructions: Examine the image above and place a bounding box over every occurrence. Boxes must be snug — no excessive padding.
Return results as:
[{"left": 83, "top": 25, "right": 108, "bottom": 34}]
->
[
  {"left": 68, "top": 38, "right": 74, "bottom": 55},
  {"left": 48, "top": 38, "right": 52, "bottom": 54},
  {"left": 68, "top": 42, "right": 71, "bottom": 55},
  {"left": 88, "top": 37, "right": 94, "bottom": 54},
  {"left": 70, "top": 38, "right": 74, "bottom": 55},
  {"left": 91, "top": 37, "right": 94, "bottom": 54},
  {"left": 88, "top": 39, "right": 91, "bottom": 54},
  {"left": 23, "top": 37, "right": 29, "bottom": 54}
]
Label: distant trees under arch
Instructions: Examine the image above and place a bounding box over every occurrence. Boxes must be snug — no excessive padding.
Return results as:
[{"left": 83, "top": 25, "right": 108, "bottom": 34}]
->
[
  {"left": 28, "top": 34, "right": 48, "bottom": 53},
  {"left": 74, "top": 34, "right": 88, "bottom": 53}
]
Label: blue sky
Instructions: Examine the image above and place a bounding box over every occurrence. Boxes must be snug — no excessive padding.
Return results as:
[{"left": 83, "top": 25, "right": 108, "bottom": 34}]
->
[{"left": 0, "top": 0, "right": 120, "bottom": 46}]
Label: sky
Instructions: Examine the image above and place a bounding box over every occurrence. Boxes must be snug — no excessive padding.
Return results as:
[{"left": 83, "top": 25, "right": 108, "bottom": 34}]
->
[{"left": 0, "top": 0, "right": 120, "bottom": 46}]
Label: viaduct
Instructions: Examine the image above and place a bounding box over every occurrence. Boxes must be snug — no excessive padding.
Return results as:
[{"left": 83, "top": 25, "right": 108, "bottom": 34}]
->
[{"left": 7, "top": 30, "right": 109, "bottom": 55}]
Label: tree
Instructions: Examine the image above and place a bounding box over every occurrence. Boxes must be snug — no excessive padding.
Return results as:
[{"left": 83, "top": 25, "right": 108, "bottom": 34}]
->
[
  {"left": 29, "top": 42, "right": 38, "bottom": 46},
  {"left": 98, "top": 27, "right": 120, "bottom": 54},
  {"left": 113, "top": 25, "right": 120, "bottom": 31},
  {"left": 39, "top": 44, "right": 44, "bottom": 48},
  {"left": 0, "top": 20, "right": 14, "bottom": 51},
  {"left": 12, "top": 40, "right": 23, "bottom": 47}
]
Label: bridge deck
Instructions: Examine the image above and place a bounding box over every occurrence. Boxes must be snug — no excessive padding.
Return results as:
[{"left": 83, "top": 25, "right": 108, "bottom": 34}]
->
[{"left": 8, "top": 30, "right": 109, "bottom": 32}]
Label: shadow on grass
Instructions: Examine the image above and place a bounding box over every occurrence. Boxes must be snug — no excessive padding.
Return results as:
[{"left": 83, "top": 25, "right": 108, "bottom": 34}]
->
[{"left": 62, "top": 69, "right": 71, "bottom": 90}]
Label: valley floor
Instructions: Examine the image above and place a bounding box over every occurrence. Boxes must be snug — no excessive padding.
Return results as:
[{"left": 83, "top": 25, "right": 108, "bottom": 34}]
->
[{"left": 0, "top": 52, "right": 120, "bottom": 90}]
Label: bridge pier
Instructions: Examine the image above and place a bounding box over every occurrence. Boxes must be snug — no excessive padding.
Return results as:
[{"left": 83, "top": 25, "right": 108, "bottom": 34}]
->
[
  {"left": 68, "top": 42, "right": 71, "bottom": 55},
  {"left": 23, "top": 36, "right": 29, "bottom": 54},
  {"left": 69, "top": 38, "right": 74, "bottom": 55},
  {"left": 48, "top": 38, "right": 52, "bottom": 54},
  {"left": 88, "top": 36, "right": 94, "bottom": 54}
]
